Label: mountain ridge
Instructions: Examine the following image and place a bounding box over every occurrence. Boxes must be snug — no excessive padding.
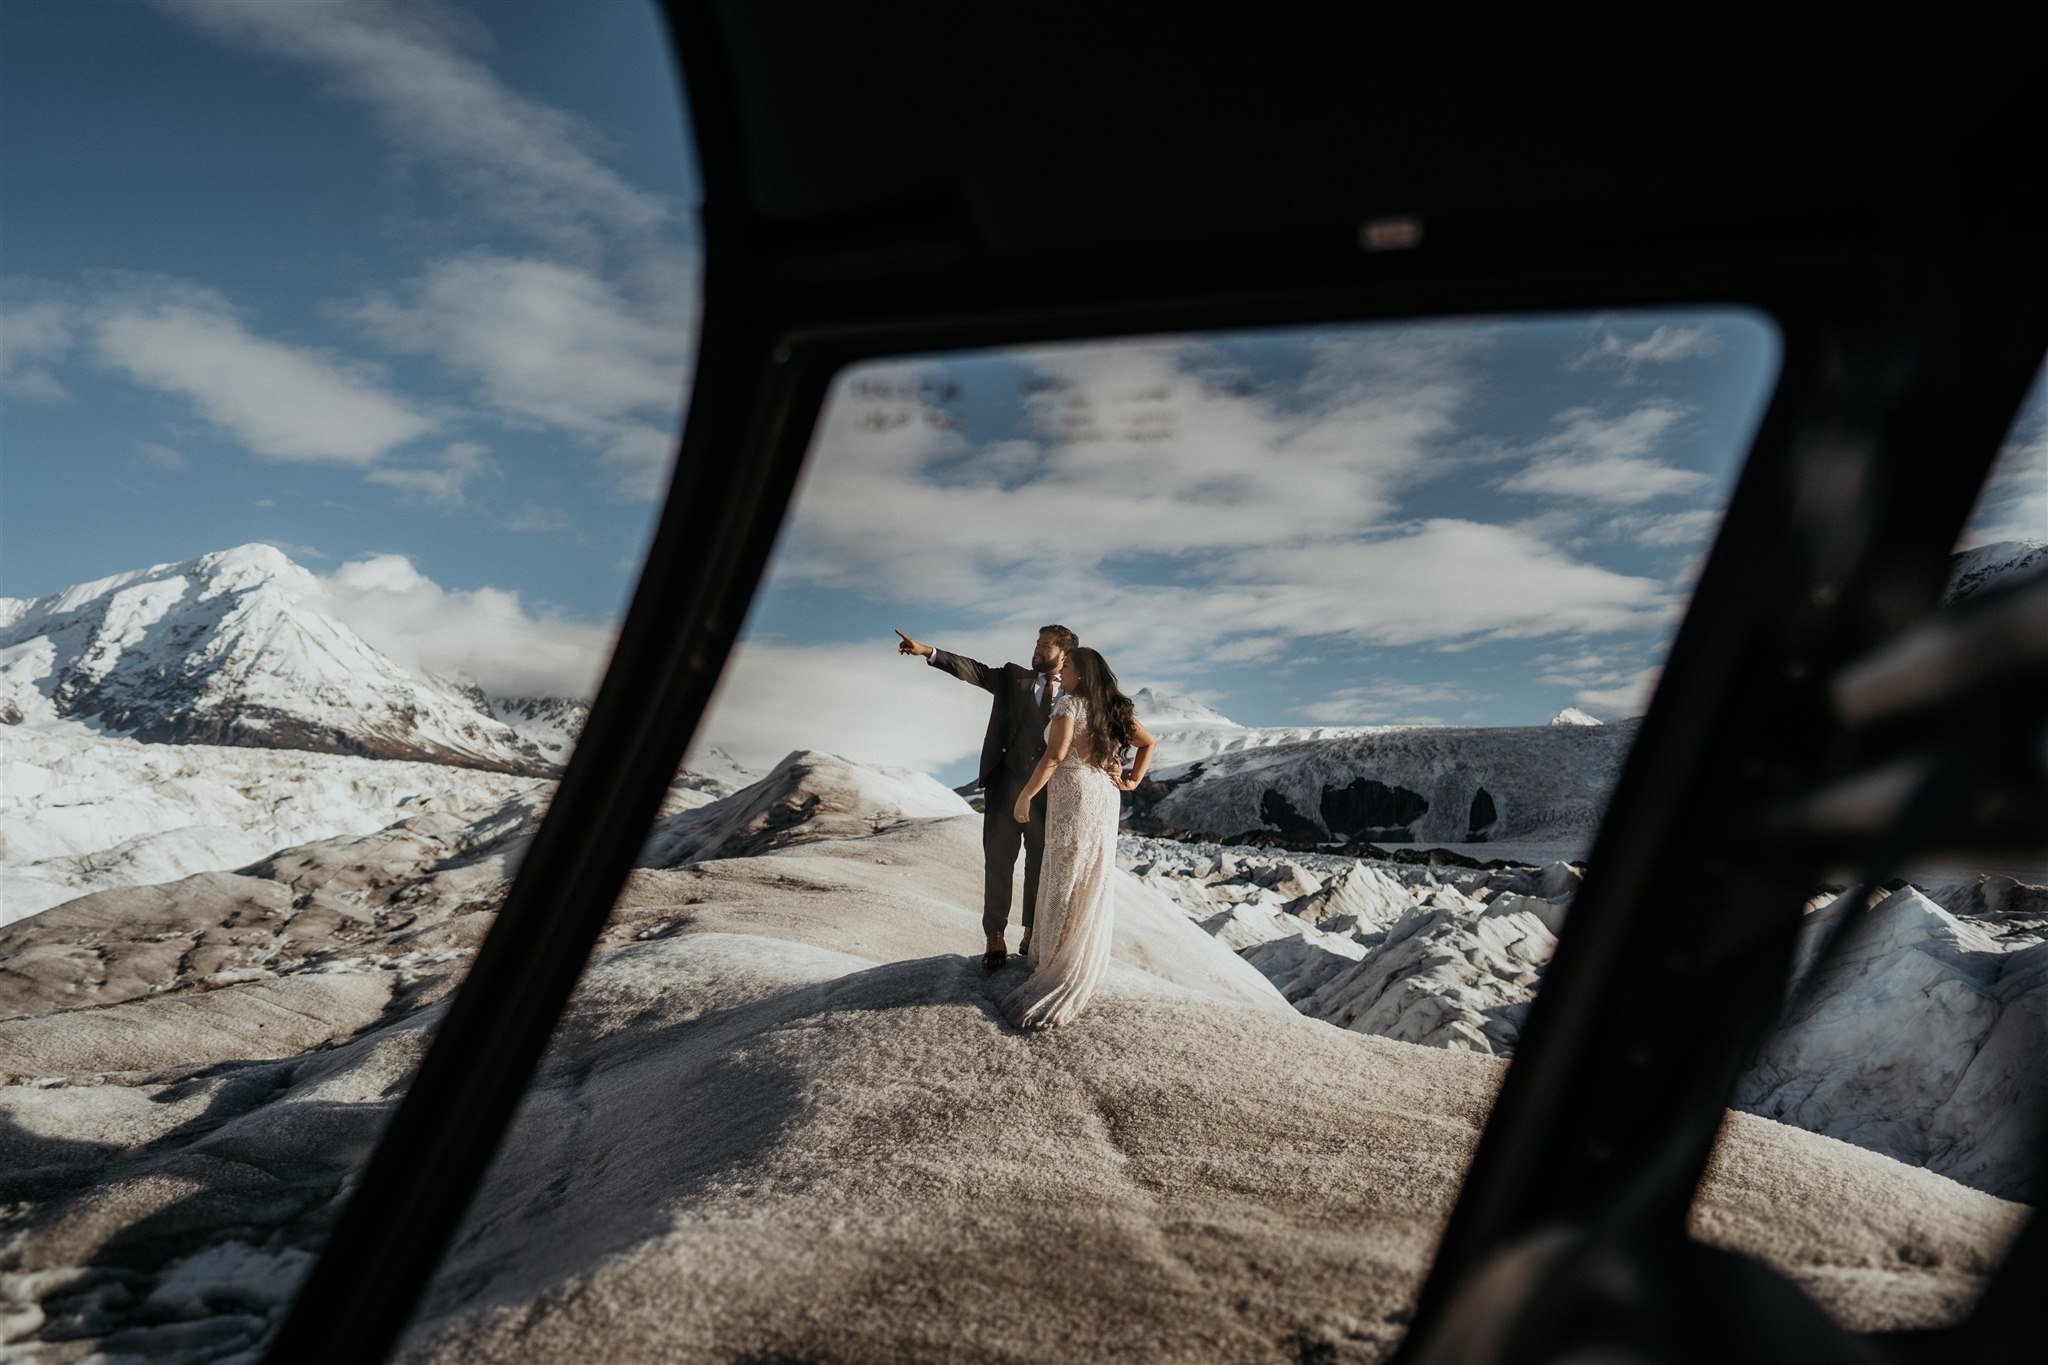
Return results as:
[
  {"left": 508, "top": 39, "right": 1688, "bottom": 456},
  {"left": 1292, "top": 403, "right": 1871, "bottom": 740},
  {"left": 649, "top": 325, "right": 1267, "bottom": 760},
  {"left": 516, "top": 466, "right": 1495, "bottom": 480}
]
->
[{"left": 2, "top": 544, "right": 559, "bottom": 775}]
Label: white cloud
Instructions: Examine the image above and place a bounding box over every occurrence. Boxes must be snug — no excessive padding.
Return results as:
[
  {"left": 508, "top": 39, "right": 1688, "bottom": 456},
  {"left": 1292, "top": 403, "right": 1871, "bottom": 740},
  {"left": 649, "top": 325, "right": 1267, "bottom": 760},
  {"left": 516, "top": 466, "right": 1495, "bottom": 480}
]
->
[
  {"left": 776, "top": 334, "right": 1480, "bottom": 609},
  {"left": 1534, "top": 649, "right": 1615, "bottom": 683},
  {"left": 1, "top": 368, "right": 68, "bottom": 402},
  {"left": 725, "top": 324, "right": 1770, "bottom": 742},
  {"left": 317, "top": 552, "right": 612, "bottom": 698},
  {"left": 1612, "top": 506, "right": 1722, "bottom": 548},
  {"left": 1296, "top": 678, "right": 1485, "bottom": 726},
  {"left": 1572, "top": 665, "right": 1661, "bottom": 717},
  {"left": 96, "top": 299, "right": 433, "bottom": 463},
  {"left": 1571, "top": 324, "right": 1721, "bottom": 370},
  {"left": 0, "top": 296, "right": 74, "bottom": 401},
  {"left": 1219, "top": 519, "right": 1675, "bottom": 649},
  {"left": 157, "top": 0, "right": 668, "bottom": 242},
  {"left": 755, "top": 338, "right": 1686, "bottom": 694},
  {"left": 694, "top": 640, "right": 992, "bottom": 775},
  {"left": 352, "top": 252, "right": 691, "bottom": 494},
  {"left": 136, "top": 441, "right": 191, "bottom": 472},
  {"left": 500, "top": 502, "right": 578, "bottom": 536},
  {"left": 1500, "top": 403, "right": 1710, "bottom": 505},
  {"left": 364, "top": 441, "right": 493, "bottom": 506},
  {"left": 600, "top": 423, "right": 681, "bottom": 499},
  {"left": 1536, "top": 649, "right": 1662, "bottom": 718}
]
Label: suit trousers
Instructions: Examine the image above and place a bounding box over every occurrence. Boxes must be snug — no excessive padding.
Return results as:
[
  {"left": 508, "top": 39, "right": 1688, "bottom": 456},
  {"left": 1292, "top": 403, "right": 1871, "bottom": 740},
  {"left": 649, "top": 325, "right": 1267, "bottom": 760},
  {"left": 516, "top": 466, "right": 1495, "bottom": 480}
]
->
[{"left": 982, "top": 768, "right": 1048, "bottom": 937}]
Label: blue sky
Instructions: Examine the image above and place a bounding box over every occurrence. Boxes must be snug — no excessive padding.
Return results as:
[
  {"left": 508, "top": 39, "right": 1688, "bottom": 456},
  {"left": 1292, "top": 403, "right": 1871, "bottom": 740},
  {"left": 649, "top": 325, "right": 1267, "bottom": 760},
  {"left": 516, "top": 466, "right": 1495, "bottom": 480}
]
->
[
  {"left": 2, "top": 0, "right": 697, "bottom": 666},
  {"left": 718, "top": 312, "right": 1789, "bottom": 780},
  {"left": 3, "top": 1, "right": 2041, "bottom": 785}
]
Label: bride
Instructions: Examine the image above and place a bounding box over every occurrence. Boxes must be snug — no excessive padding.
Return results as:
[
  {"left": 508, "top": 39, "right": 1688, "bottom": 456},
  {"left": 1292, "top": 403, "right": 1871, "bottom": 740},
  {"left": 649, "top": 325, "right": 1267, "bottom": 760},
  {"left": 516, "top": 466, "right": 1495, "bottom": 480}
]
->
[{"left": 1000, "top": 646, "right": 1155, "bottom": 1030}]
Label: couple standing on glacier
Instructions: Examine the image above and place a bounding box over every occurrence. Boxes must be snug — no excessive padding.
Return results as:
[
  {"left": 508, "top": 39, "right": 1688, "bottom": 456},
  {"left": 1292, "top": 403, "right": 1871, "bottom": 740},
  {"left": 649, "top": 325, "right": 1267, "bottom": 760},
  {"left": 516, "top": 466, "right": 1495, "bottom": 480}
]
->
[{"left": 895, "top": 623, "right": 1157, "bottom": 1030}]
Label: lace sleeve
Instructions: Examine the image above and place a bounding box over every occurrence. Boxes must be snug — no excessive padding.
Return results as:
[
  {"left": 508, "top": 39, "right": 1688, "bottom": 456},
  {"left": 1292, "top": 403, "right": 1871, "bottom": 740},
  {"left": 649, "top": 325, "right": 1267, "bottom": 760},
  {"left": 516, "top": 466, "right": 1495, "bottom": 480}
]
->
[{"left": 1051, "top": 693, "right": 1081, "bottom": 722}]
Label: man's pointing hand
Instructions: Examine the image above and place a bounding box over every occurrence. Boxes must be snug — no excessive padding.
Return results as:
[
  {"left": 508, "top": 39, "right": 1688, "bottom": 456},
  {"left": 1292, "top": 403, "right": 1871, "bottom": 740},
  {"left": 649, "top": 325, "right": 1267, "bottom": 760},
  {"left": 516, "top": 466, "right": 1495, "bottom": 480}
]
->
[{"left": 895, "top": 629, "right": 933, "bottom": 658}]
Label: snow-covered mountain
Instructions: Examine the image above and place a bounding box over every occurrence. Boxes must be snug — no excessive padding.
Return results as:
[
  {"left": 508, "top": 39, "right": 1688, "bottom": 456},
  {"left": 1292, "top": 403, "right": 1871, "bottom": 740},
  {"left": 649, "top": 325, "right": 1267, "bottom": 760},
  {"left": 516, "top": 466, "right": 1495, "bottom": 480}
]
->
[
  {"left": 484, "top": 694, "right": 758, "bottom": 795},
  {"left": 1130, "top": 685, "right": 1235, "bottom": 728},
  {"left": 676, "top": 743, "right": 764, "bottom": 794},
  {"left": 0, "top": 545, "right": 774, "bottom": 923},
  {"left": 0, "top": 544, "right": 553, "bottom": 774},
  {"left": 1121, "top": 541, "right": 2046, "bottom": 853},
  {"left": 487, "top": 693, "right": 589, "bottom": 766},
  {"left": 1945, "top": 538, "right": 2047, "bottom": 609},
  {"left": 1132, "top": 686, "right": 1609, "bottom": 774},
  {"left": 1131, "top": 686, "right": 1390, "bottom": 769},
  {"left": 1129, "top": 720, "right": 1638, "bottom": 850}
]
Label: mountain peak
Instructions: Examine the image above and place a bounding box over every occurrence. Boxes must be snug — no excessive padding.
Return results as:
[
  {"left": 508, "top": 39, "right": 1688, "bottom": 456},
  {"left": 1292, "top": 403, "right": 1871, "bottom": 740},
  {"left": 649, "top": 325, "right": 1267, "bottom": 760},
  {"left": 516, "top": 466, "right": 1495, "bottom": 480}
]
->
[
  {"left": 192, "top": 542, "right": 315, "bottom": 593},
  {"left": 1132, "top": 686, "right": 1239, "bottom": 728},
  {"left": 2, "top": 548, "right": 552, "bottom": 774},
  {"left": 1550, "top": 707, "right": 1603, "bottom": 726},
  {"left": 201, "top": 540, "right": 300, "bottom": 572}
]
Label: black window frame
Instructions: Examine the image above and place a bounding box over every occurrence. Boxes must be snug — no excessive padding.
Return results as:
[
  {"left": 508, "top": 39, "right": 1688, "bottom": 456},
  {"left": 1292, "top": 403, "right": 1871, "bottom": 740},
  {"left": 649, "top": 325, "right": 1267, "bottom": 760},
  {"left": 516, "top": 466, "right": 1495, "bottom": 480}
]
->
[{"left": 260, "top": 7, "right": 2047, "bottom": 1362}]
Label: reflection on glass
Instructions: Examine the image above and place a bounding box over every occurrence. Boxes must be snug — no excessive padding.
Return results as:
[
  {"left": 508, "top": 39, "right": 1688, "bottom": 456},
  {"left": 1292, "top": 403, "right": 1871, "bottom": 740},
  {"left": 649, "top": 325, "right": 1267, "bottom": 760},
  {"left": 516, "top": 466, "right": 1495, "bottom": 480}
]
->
[
  {"left": 0, "top": 1, "right": 696, "bottom": 1358},
  {"left": 1690, "top": 358, "right": 2047, "bottom": 1325}
]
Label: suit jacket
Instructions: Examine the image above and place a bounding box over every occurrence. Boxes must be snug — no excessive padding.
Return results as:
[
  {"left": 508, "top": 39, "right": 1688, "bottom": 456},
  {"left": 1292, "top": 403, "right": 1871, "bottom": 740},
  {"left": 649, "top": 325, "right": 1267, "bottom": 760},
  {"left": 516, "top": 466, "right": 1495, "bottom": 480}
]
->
[{"left": 928, "top": 648, "right": 1054, "bottom": 791}]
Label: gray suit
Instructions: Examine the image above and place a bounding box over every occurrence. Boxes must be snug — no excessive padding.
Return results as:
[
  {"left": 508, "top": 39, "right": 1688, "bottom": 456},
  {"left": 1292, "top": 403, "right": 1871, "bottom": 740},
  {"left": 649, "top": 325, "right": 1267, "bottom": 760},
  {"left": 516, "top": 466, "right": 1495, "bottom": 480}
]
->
[{"left": 928, "top": 648, "right": 1053, "bottom": 936}]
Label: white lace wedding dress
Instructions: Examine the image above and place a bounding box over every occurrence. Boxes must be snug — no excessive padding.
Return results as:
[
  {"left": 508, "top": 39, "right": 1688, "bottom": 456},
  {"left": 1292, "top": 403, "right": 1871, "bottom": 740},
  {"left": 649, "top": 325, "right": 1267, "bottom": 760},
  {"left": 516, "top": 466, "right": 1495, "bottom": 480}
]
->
[{"left": 1001, "top": 693, "right": 1119, "bottom": 1030}]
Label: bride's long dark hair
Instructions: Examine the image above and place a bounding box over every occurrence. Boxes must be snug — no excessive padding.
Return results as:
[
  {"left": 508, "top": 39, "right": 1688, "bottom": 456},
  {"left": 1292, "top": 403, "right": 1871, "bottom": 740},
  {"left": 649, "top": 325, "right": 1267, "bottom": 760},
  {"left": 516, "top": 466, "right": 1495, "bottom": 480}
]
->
[{"left": 1064, "top": 646, "right": 1137, "bottom": 768}]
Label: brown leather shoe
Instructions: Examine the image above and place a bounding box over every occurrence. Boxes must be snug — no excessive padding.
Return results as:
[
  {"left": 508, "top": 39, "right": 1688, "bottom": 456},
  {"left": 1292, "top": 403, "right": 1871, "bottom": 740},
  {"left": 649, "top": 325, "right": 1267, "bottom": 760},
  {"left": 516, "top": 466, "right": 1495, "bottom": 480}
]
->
[{"left": 981, "top": 947, "right": 1006, "bottom": 971}]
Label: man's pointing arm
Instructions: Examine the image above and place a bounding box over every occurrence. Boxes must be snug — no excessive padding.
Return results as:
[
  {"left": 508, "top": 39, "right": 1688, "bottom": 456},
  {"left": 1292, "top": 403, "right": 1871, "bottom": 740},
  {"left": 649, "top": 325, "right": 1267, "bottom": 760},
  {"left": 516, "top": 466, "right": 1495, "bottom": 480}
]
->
[{"left": 896, "top": 629, "right": 998, "bottom": 694}]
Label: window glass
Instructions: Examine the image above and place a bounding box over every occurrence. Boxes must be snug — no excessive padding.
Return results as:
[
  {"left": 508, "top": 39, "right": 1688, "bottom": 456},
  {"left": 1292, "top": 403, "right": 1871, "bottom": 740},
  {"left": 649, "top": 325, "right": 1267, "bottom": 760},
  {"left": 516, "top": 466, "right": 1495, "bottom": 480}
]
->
[
  {"left": 0, "top": 2, "right": 696, "bottom": 1357},
  {"left": 405, "top": 307, "right": 1798, "bottom": 1360}
]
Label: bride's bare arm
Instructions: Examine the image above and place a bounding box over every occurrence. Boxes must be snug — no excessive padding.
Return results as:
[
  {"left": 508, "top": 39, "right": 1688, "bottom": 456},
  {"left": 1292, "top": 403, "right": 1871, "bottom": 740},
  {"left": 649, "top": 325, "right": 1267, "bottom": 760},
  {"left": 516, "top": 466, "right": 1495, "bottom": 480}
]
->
[
  {"left": 1116, "top": 717, "right": 1157, "bottom": 791},
  {"left": 1011, "top": 715, "right": 1073, "bottom": 823}
]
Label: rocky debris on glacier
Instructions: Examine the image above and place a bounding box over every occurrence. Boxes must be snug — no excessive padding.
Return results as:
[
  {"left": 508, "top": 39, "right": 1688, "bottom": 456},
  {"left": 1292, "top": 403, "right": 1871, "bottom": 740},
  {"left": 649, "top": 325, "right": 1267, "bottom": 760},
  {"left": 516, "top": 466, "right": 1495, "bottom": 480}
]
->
[
  {"left": 1120, "top": 836, "right": 1580, "bottom": 1054},
  {"left": 0, "top": 792, "right": 547, "bottom": 1043},
  {"left": 1, "top": 754, "right": 2023, "bottom": 1363},
  {"left": 0, "top": 544, "right": 558, "bottom": 775},
  {"left": 1128, "top": 831, "right": 2048, "bottom": 1202},
  {"left": 1934, "top": 871, "right": 2048, "bottom": 940}
]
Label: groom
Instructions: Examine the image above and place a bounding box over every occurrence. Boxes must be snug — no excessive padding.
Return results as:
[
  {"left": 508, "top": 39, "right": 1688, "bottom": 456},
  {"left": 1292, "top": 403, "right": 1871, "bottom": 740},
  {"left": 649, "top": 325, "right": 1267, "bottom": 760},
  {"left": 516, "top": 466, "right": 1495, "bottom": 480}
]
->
[{"left": 895, "top": 623, "right": 1080, "bottom": 971}]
